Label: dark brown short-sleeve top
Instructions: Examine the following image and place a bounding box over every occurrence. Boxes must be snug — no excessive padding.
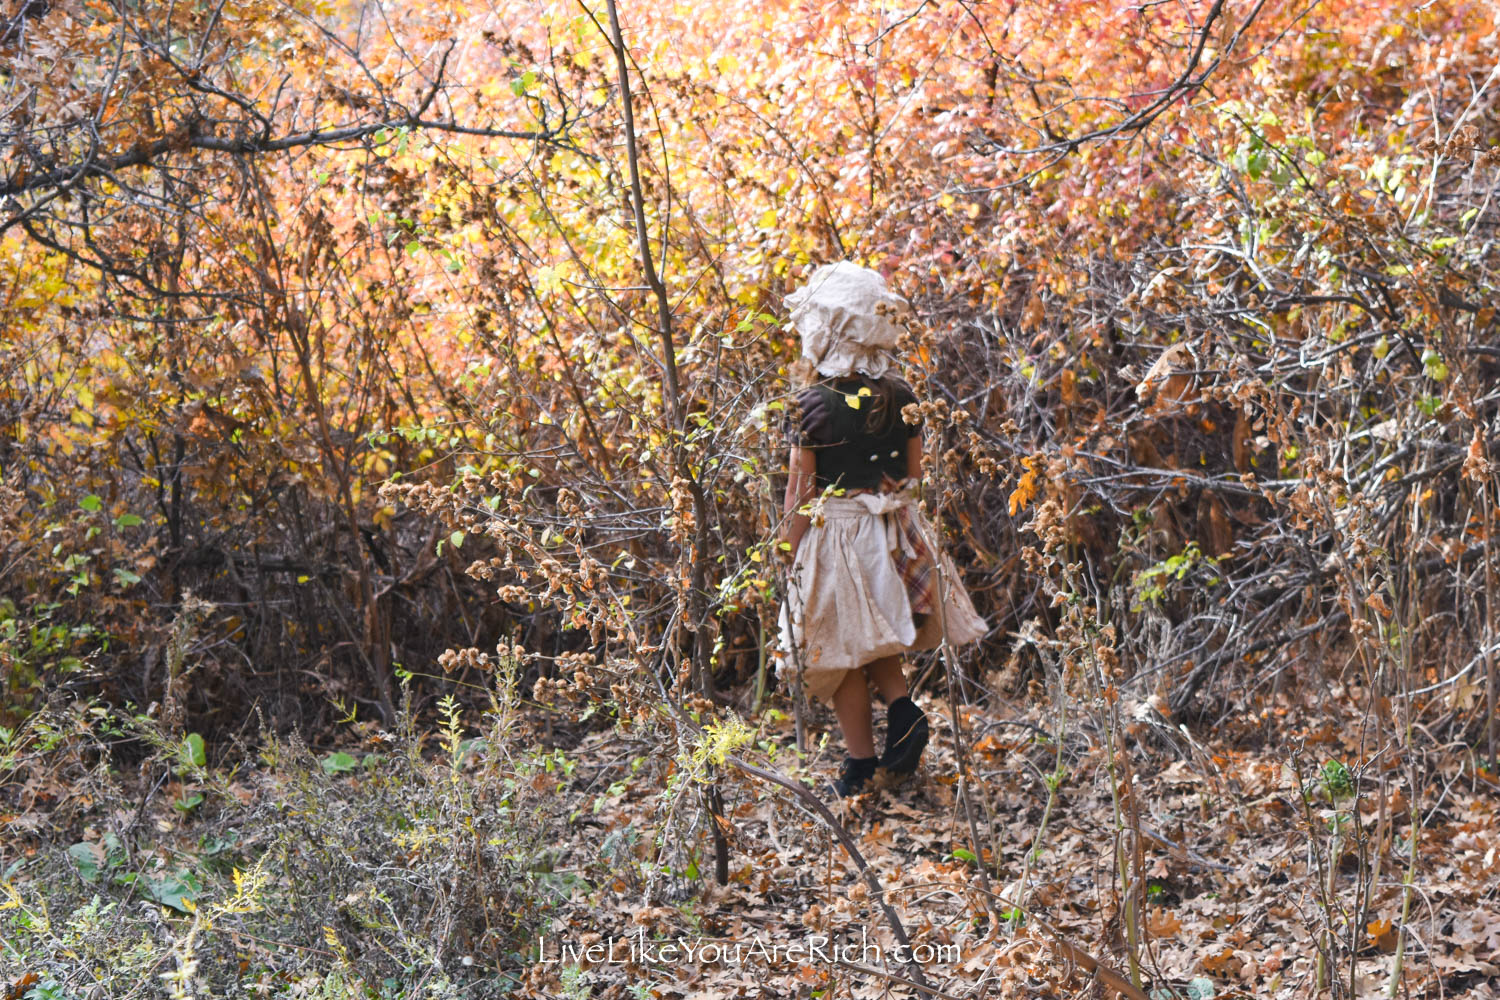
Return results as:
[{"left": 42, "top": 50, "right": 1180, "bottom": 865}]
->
[{"left": 787, "top": 377, "right": 921, "bottom": 491}]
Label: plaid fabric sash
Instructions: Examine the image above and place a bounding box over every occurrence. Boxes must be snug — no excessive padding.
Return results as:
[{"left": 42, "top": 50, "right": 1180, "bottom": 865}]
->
[{"left": 890, "top": 504, "right": 936, "bottom": 616}]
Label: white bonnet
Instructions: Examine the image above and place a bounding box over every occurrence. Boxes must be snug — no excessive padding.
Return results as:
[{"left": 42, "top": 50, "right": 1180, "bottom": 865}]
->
[{"left": 786, "top": 261, "right": 908, "bottom": 378}]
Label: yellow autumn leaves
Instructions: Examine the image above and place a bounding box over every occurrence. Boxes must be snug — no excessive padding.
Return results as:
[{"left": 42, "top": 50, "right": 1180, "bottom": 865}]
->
[{"left": 843, "top": 385, "right": 874, "bottom": 409}]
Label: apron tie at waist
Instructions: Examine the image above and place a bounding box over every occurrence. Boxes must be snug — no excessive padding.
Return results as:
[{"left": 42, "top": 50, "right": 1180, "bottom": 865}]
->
[
  {"left": 807, "top": 489, "right": 924, "bottom": 559},
  {"left": 808, "top": 489, "right": 914, "bottom": 519}
]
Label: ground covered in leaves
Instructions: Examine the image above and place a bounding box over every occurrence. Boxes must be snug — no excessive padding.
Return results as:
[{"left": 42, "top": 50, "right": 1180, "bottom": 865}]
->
[
  {"left": 531, "top": 689, "right": 1500, "bottom": 1000},
  {"left": 5, "top": 687, "right": 1499, "bottom": 1000}
]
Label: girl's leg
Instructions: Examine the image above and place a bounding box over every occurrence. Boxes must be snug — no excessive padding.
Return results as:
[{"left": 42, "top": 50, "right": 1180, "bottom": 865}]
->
[
  {"left": 831, "top": 668, "right": 876, "bottom": 758},
  {"left": 863, "top": 655, "right": 908, "bottom": 704}
]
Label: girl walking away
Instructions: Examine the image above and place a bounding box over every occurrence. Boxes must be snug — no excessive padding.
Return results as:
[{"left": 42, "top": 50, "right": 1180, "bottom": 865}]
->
[{"left": 776, "top": 262, "right": 988, "bottom": 797}]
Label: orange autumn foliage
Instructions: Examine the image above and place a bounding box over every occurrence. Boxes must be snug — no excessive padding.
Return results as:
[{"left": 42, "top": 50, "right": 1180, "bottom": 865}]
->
[{"left": 1, "top": 0, "right": 1497, "bottom": 738}]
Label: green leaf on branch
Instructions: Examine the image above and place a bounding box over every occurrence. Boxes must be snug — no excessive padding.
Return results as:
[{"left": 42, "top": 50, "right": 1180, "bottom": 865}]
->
[
  {"left": 1421, "top": 348, "right": 1448, "bottom": 382},
  {"left": 179, "top": 732, "right": 206, "bottom": 770}
]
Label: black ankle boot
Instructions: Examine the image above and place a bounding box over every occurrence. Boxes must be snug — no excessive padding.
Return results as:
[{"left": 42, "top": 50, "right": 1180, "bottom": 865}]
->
[
  {"left": 832, "top": 755, "right": 878, "bottom": 797},
  {"left": 881, "top": 696, "right": 929, "bottom": 775}
]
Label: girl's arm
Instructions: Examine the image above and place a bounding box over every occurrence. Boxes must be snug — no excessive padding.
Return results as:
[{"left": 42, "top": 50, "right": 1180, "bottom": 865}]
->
[{"left": 782, "top": 445, "right": 817, "bottom": 557}]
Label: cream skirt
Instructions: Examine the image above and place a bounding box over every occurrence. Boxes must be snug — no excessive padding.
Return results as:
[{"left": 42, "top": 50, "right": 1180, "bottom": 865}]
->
[{"left": 776, "top": 489, "right": 988, "bottom": 705}]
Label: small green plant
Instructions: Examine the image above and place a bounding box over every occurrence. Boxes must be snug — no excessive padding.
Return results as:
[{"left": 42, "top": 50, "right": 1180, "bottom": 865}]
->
[
  {"left": 320, "top": 751, "right": 359, "bottom": 775},
  {"left": 1130, "top": 541, "right": 1219, "bottom": 611},
  {"left": 685, "top": 714, "right": 755, "bottom": 778},
  {"left": 0, "top": 599, "right": 100, "bottom": 721},
  {"left": 1320, "top": 759, "right": 1354, "bottom": 801},
  {"left": 1149, "top": 978, "right": 1216, "bottom": 1000},
  {"left": 558, "top": 963, "right": 594, "bottom": 1000}
]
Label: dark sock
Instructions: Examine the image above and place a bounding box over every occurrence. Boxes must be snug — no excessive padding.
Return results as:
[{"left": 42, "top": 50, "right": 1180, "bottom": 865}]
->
[
  {"left": 882, "top": 696, "right": 929, "bottom": 773},
  {"left": 887, "top": 696, "right": 923, "bottom": 733}
]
